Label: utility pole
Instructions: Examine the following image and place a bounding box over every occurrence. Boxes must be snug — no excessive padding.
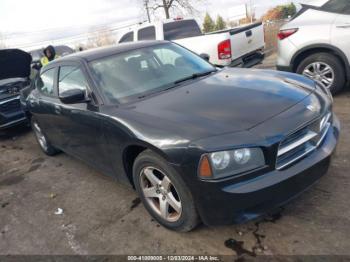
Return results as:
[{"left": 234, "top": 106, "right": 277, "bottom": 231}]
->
[
  {"left": 145, "top": 0, "right": 151, "bottom": 23},
  {"left": 249, "top": 0, "right": 253, "bottom": 23},
  {"left": 245, "top": 3, "right": 249, "bottom": 24}
]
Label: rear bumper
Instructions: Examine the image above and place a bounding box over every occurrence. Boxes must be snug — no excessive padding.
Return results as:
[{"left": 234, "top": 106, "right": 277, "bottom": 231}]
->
[
  {"left": 276, "top": 37, "right": 297, "bottom": 70},
  {"left": 0, "top": 96, "right": 27, "bottom": 130},
  {"left": 228, "top": 49, "right": 265, "bottom": 68},
  {"left": 191, "top": 115, "right": 340, "bottom": 226}
]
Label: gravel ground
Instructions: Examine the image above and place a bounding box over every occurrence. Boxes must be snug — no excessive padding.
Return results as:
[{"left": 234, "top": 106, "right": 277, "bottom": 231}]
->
[{"left": 0, "top": 56, "right": 350, "bottom": 258}]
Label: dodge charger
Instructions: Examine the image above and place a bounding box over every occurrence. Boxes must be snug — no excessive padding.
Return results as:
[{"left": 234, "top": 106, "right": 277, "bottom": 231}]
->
[{"left": 24, "top": 41, "right": 340, "bottom": 232}]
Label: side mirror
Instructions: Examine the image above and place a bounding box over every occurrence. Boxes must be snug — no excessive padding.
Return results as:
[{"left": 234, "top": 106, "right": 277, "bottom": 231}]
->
[
  {"left": 199, "top": 53, "right": 210, "bottom": 62},
  {"left": 59, "top": 89, "right": 87, "bottom": 104}
]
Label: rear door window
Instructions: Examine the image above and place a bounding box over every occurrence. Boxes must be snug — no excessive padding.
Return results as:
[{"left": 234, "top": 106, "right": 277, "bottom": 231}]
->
[
  {"left": 322, "top": 0, "right": 350, "bottom": 14},
  {"left": 138, "top": 26, "right": 156, "bottom": 40},
  {"left": 119, "top": 32, "right": 134, "bottom": 43},
  {"left": 163, "top": 20, "right": 202, "bottom": 40}
]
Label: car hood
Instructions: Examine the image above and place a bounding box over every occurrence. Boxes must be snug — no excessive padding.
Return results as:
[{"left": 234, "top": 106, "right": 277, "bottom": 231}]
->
[
  {"left": 117, "top": 68, "right": 315, "bottom": 141},
  {"left": 0, "top": 49, "right": 32, "bottom": 80}
]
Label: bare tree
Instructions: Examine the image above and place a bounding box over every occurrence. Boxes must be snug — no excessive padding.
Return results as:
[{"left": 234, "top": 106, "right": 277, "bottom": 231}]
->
[
  {"left": 143, "top": 0, "right": 200, "bottom": 19},
  {"left": 86, "top": 29, "right": 115, "bottom": 48}
]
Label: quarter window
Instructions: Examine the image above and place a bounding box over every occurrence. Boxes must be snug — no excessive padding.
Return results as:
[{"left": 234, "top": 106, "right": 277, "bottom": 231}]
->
[
  {"left": 58, "top": 66, "right": 87, "bottom": 94},
  {"left": 119, "top": 32, "right": 134, "bottom": 43},
  {"left": 36, "top": 68, "right": 55, "bottom": 96},
  {"left": 138, "top": 26, "right": 156, "bottom": 40}
]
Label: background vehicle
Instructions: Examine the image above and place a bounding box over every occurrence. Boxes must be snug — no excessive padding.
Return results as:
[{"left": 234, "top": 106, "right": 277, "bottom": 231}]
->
[
  {"left": 24, "top": 41, "right": 338, "bottom": 232},
  {"left": 277, "top": 0, "right": 350, "bottom": 94},
  {"left": 118, "top": 18, "right": 265, "bottom": 67},
  {"left": 0, "top": 49, "right": 31, "bottom": 130},
  {"left": 29, "top": 45, "right": 74, "bottom": 69}
]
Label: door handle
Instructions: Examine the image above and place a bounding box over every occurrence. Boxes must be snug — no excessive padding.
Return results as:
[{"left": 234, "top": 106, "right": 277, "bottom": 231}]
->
[{"left": 54, "top": 105, "right": 62, "bottom": 114}]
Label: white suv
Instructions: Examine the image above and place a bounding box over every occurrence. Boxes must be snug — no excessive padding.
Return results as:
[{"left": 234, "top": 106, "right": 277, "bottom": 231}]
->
[{"left": 277, "top": 0, "right": 350, "bottom": 94}]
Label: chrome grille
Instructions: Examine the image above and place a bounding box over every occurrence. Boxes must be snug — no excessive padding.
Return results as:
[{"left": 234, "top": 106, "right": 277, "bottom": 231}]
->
[
  {"left": 0, "top": 96, "right": 21, "bottom": 113},
  {"left": 276, "top": 113, "right": 332, "bottom": 170}
]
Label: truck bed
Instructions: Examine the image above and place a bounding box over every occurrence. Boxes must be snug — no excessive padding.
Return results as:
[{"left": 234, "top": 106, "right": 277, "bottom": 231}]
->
[
  {"left": 206, "top": 22, "right": 263, "bottom": 36},
  {"left": 175, "top": 22, "right": 265, "bottom": 66}
]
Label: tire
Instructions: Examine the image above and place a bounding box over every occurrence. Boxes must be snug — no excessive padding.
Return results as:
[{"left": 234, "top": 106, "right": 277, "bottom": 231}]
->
[
  {"left": 296, "top": 52, "right": 345, "bottom": 95},
  {"left": 31, "top": 118, "right": 60, "bottom": 156},
  {"left": 133, "top": 150, "right": 199, "bottom": 232}
]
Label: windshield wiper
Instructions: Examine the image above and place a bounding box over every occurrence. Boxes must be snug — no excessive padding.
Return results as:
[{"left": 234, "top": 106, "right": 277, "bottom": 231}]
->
[
  {"left": 137, "top": 70, "right": 217, "bottom": 99},
  {"left": 174, "top": 70, "right": 217, "bottom": 85}
]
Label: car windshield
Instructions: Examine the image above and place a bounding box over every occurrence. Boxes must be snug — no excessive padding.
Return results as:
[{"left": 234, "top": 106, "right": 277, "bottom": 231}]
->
[{"left": 89, "top": 43, "right": 215, "bottom": 104}]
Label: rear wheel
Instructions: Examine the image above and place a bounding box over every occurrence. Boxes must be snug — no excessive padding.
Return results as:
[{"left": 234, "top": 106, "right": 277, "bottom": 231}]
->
[
  {"left": 296, "top": 53, "right": 345, "bottom": 95},
  {"left": 31, "top": 118, "right": 60, "bottom": 156},
  {"left": 133, "top": 150, "right": 199, "bottom": 232}
]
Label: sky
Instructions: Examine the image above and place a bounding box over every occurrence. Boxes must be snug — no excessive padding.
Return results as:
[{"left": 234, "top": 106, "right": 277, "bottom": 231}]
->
[{"left": 0, "top": 0, "right": 308, "bottom": 50}]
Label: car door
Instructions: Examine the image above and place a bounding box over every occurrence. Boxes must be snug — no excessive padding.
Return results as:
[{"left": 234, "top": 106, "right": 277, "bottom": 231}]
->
[
  {"left": 29, "top": 67, "right": 63, "bottom": 147},
  {"left": 55, "top": 63, "right": 112, "bottom": 174},
  {"left": 330, "top": 0, "right": 350, "bottom": 60}
]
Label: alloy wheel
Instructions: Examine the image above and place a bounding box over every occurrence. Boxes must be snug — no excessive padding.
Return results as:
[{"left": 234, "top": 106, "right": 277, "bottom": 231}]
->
[
  {"left": 33, "top": 122, "right": 48, "bottom": 151},
  {"left": 303, "top": 62, "right": 334, "bottom": 89},
  {"left": 139, "top": 167, "right": 182, "bottom": 222}
]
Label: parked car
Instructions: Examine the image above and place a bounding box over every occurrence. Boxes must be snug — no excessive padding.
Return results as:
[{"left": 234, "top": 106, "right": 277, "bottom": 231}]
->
[
  {"left": 0, "top": 49, "right": 32, "bottom": 130},
  {"left": 277, "top": 0, "right": 350, "bottom": 94},
  {"left": 118, "top": 18, "right": 265, "bottom": 67},
  {"left": 24, "top": 41, "right": 339, "bottom": 232}
]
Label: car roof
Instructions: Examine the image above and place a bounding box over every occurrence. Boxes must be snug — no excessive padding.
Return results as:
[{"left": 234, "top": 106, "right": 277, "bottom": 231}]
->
[{"left": 52, "top": 40, "right": 169, "bottom": 64}]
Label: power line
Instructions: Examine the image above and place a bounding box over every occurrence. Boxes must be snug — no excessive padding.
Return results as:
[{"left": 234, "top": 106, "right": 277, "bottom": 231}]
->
[
  {"left": 2, "top": 16, "right": 141, "bottom": 40},
  {"left": 8, "top": 19, "right": 145, "bottom": 50}
]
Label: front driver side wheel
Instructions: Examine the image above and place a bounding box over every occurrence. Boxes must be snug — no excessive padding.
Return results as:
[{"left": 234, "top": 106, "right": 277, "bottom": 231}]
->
[
  {"left": 31, "top": 118, "right": 60, "bottom": 156},
  {"left": 133, "top": 150, "right": 199, "bottom": 232}
]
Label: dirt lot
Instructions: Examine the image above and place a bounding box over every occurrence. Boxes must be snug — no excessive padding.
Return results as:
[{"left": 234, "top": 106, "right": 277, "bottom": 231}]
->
[{"left": 1, "top": 59, "right": 350, "bottom": 258}]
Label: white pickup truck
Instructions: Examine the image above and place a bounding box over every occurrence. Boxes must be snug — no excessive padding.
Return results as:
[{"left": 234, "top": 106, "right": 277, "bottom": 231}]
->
[{"left": 118, "top": 18, "right": 265, "bottom": 67}]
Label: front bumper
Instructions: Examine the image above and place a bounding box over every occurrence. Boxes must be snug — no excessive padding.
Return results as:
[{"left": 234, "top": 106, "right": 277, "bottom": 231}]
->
[
  {"left": 189, "top": 115, "right": 340, "bottom": 226},
  {"left": 0, "top": 95, "right": 27, "bottom": 130}
]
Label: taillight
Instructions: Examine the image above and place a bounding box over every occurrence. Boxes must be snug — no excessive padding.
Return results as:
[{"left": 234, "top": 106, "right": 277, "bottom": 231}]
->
[
  {"left": 277, "top": 28, "right": 298, "bottom": 40},
  {"left": 218, "top": 39, "right": 232, "bottom": 60}
]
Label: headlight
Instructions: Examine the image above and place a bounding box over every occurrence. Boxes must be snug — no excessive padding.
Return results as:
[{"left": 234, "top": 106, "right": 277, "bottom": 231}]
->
[
  {"left": 199, "top": 148, "right": 265, "bottom": 179},
  {"left": 211, "top": 151, "right": 230, "bottom": 170}
]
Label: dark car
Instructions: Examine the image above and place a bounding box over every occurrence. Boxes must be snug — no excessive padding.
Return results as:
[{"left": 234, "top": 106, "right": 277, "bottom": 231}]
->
[
  {"left": 0, "top": 49, "right": 32, "bottom": 130},
  {"left": 24, "top": 41, "right": 339, "bottom": 232}
]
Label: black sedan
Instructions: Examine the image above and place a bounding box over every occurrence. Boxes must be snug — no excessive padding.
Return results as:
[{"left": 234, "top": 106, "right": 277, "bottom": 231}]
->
[{"left": 24, "top": 41, "right": 339, "bottom": 232}]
